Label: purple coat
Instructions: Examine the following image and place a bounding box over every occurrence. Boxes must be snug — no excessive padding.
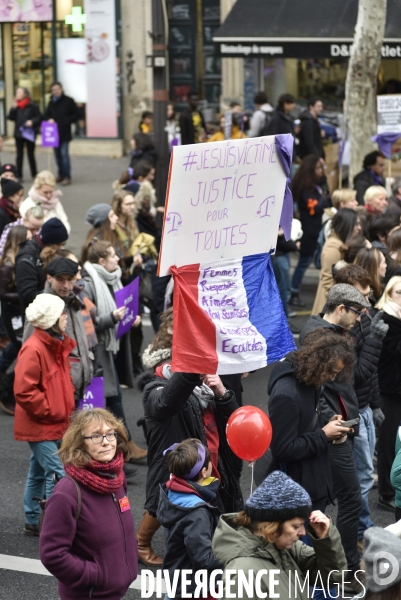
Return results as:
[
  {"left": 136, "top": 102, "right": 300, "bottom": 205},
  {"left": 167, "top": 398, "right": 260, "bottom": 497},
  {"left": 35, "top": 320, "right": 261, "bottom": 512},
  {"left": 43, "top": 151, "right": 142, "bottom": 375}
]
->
[{"left": 39, "top": 475, "right": 138, "bottom": 600}]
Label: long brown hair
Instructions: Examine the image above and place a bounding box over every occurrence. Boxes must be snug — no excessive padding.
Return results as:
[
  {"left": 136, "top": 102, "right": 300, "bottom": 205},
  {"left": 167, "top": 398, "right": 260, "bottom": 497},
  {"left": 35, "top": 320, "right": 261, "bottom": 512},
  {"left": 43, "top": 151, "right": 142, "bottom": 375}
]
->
[
  {"left": 81, "top": 218, "right": 117, "bottom": 262},
  {"left": 291, "top": 154, "right": 321, "bottom": 201},
  {"left": 81, "top": 239, "right": 112, "bottom": 265},
  {"left": 111, "top": 190, "right": 139, "bottom": 242},
  {"left": 233, "top": 511, "right": 283, "bottom": 542},
  {"left": 150, "top": 307, "right": 173, "bottom": 351},
  {"left": 388, "top": 227, "right": 401, "bottom": 265},
  {"left": 0, "top": 225, "right": 28, "bottom": 266},
  {"left": 354, "top": 247, "right": 384, "bottom": 299}
]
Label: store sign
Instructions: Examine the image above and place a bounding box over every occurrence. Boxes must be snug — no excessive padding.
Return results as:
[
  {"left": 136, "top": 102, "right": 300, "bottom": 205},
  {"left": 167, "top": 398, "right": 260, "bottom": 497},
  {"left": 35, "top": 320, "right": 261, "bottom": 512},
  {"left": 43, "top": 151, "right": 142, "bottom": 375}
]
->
[
  {"left": 377, "top": 95, "right": 401, "bottom": 134},
  {"left": 215, "top": 40, "right": 401, "bottom": 59},
  {"left": 84, "top": 0, "right": 118, "bottom": 137},
  {"left": 0, "top": 0, "right": 52, "bottom": 22}
]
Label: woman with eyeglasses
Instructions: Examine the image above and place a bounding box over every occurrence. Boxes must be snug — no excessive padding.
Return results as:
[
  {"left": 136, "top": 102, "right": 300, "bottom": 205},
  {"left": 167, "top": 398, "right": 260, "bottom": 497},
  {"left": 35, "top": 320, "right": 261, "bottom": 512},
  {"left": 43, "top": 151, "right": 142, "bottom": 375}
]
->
[
  {"left": 14, "top": 293, "right": 75, "bottom": 536},
  {"left": 376, "top": 276, "right": 401, "bottom": 514},
  {"left": 40, "top": 408, "right": 138, "bottom": 600}
]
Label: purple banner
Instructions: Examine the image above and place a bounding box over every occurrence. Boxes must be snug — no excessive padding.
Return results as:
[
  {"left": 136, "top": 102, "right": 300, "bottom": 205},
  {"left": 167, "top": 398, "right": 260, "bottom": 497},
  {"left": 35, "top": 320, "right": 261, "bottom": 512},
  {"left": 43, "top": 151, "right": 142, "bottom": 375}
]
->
[
  {"left": 115, "top": 277, "right": 140, "bottom": 339},
  {"left": 78, "top": 377, "right": 105, "bottom": 410},
  {"left": 275, "top": 133, "right": 294, "bottom": 241},
  {"left": 41, "top": 121, "right": 59, "bottom": 148}
]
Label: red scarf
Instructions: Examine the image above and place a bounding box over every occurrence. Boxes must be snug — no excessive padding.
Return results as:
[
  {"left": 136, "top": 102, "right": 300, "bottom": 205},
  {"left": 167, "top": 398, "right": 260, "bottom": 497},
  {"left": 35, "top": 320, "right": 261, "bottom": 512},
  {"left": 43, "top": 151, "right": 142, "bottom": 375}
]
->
[
  {"left": 64, "top": 451, "right": 124, "bottom": 494},
  {"left": 0, "top": 196, "right": 19, "bottom": 219},
  {"left": 17, "top": 97, "right": 30, "bottom": 110}
]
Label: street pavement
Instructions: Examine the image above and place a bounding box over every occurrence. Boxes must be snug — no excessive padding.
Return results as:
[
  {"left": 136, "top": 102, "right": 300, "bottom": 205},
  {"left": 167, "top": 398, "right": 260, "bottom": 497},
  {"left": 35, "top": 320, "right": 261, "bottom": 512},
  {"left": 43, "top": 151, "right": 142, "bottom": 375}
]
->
[{"left": 0, "top": 149, "right": 394, "bottom": 599}]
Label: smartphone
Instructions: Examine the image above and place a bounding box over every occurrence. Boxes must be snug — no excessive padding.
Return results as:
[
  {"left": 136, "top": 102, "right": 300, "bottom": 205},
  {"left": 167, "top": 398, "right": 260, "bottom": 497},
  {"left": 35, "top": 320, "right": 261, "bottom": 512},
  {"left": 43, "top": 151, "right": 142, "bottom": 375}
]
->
[{"left": 341, "top": 417, "right": 360, "bottom": 428}]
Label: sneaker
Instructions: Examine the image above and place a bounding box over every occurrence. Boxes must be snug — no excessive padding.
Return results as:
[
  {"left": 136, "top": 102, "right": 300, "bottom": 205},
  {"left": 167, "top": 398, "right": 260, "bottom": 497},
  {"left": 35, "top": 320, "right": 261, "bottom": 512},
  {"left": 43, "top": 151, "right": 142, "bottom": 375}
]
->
[
  {"left": 24, "top": 523, "right": 39, "bottom": 536},
  {"left": 60, "top": 178, "right": 71, "bottom": 186},
  {"left": 289, "top": 293, "right": 305, "bottom": 307},
  {"left": 56, "top": 176, "right": 62, "bottom": 183},
  {"left": 377, "top": 495, "right": 396, "bottom": 512}
]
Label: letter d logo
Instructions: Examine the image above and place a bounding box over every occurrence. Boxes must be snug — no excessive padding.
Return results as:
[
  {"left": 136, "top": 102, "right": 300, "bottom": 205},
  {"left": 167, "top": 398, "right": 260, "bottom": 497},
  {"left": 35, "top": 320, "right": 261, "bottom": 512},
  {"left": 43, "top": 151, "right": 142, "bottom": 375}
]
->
[{"left": 373, "top": 551, "right": 399, "bottom": 587}]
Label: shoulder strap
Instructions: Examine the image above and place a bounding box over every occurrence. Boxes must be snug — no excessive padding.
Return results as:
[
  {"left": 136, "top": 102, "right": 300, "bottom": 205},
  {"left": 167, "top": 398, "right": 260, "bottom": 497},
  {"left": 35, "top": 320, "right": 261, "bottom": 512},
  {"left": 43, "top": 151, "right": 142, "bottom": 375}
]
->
[
  {"left": 64, "top": 475, "right": 82, "bottom": 522},
  {"left": 307, "top": 408, "right": 319, "bottom": 433}
]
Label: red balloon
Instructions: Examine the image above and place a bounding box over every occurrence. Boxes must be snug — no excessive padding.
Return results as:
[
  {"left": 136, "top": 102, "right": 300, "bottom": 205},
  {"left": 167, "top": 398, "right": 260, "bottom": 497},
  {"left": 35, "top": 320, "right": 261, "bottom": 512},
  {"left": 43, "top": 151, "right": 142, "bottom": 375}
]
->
[{"left": 226, "top": 406, "right": 272, "bottom": 462}]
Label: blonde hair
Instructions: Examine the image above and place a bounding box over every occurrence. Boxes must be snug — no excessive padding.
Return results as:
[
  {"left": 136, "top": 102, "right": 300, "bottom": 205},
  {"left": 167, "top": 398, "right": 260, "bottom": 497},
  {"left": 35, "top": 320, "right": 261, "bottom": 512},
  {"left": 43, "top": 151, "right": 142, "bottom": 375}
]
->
[
  {"left": 135, "top": 181, "right": 157, "bottom": 216},
  {"left": 59, "top": 408, "right": 129, "bottom": 466},
  {"left": 376, "top": 276, "right": 401, "bottom": 310},
  {"left": 363, "top": 185, "right": 387, "bottom": 205},
  {"left": 233, "top": 511, "right": 283, "bottom": 542},
  {"left": 332, "top": 188, "right": 356, "bottom": 209},
  {"left": 34, "top": 170, "right": 56, "bottom": 189}
]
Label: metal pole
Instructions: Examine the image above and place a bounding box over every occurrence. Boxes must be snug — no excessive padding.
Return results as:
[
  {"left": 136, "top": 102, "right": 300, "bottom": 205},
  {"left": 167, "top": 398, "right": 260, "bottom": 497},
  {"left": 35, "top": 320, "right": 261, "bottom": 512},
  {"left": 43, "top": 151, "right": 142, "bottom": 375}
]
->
[{"left": 152, "top": 0, "right": 170, "bottom": 207}]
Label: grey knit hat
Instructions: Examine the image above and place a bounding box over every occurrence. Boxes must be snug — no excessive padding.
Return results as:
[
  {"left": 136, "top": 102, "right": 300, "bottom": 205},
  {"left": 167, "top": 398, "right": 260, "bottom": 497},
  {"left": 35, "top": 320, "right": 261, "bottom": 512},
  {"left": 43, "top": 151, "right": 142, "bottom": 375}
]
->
[
  {"left": 327, "top": 283, "right": 371, "bottom": 309},
  {"left": 245, "top": 471, "right": 312, "bottom": 522},
  {"left": 363, "top": 527, "right": 401, "bottom": 592},
  {"left": 86, "top": 203, "right": 111, "bottom": 228}
]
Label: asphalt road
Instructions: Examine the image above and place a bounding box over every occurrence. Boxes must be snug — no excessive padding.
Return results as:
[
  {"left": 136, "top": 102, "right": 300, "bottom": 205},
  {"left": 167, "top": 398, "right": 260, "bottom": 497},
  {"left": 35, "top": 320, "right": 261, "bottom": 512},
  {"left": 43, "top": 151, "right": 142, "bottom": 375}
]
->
[{"left": 0, "top": 149, "right": 394, "bottom": 599}]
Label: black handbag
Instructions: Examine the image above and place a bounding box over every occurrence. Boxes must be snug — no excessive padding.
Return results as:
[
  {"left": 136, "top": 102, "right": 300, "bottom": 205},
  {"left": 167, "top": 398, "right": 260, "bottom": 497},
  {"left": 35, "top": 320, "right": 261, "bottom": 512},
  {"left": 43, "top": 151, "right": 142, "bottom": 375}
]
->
[{"left": 254, "top": 408, "right": 320, "bottom": 486}]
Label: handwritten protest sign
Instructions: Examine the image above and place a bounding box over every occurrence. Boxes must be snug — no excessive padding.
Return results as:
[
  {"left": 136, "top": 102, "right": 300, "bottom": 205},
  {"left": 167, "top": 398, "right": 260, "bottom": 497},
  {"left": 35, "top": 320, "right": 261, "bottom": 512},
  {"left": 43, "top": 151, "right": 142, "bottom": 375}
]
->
[
  {"left": 171, "top": 253, "right": 296, "bottom": 374},
  {"left": 78, "top": 377, "right": 104, "bottom": 410},
  {"left": 114, "top": 277, "right": 139, "bottom": 339},
  {"left": 158, "top": 134, "right": 293, "bottom": 276}
]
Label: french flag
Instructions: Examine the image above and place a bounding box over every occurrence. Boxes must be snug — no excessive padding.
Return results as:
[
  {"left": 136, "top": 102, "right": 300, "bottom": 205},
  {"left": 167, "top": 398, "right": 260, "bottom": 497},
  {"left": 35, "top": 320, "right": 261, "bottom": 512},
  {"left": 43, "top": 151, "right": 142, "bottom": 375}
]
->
[{"left": 171, "top": 253, "right": 296, "bottom": 375}]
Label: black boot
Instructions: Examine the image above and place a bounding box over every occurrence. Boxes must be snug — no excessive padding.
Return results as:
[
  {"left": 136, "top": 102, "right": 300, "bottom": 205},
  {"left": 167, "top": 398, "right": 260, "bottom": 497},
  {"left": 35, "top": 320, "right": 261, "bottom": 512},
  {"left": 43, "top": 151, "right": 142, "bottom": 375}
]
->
[{"left": 289, "top": 292, "right": 305, "bottom": 307}]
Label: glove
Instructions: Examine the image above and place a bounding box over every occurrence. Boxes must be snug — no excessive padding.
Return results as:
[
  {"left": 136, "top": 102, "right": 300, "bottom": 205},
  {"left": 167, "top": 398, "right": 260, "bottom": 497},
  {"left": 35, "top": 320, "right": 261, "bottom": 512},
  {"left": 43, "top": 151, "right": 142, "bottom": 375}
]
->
[
  {"left": 372, "top": 407, "right": 385, "bottom": 428},
  {"left": 370, "top": 310, "right": 389, "bottom": 341}
]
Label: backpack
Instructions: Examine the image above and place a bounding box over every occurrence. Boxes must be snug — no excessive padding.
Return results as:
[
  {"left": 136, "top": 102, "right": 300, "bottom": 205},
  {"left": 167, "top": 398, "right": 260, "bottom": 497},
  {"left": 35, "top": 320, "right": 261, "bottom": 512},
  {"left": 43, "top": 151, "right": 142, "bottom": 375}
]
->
[
  {"left": 258, "top": 109, "right": 272, "bottom": 137},
  {"left": 33, "top": 475, "right": 81, "bottom": 534}
]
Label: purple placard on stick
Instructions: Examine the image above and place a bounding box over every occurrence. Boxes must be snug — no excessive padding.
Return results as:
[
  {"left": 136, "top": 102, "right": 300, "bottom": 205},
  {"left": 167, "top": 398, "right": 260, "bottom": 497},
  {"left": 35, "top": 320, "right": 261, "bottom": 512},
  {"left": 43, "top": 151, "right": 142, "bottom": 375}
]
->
[
  {"left": 78, "top": 377, "right": 105, "bottom": 410},
  {"left": 115, "top": 277, "right": 140, "bottom": 339},
  {"left": 41, "top": 121, "right": 59, "bottom": 148}
]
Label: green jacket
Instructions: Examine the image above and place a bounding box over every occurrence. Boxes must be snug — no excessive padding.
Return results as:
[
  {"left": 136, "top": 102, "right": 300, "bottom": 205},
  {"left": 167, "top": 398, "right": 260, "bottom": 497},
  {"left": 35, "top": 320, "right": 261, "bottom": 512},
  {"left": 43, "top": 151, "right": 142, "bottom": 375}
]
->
[
  {"left": 212, "top": 514, "right": 347, "bottom": 600},
  {"left": 390, "top": 426, "right": 401, "bottom": 509}
]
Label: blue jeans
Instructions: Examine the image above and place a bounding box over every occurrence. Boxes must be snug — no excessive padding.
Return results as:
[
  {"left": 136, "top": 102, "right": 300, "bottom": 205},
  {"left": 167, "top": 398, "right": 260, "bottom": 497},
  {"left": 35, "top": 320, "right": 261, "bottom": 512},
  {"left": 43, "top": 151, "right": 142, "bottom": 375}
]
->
[
  {"left": 24, "top": 440, "right": 65, "bottom": 524},
  {"left": 272, "top": 254, "right": 290, "bottom": 318},
  {"left": 291, "top": 253, "right": 314, "bottom": 293},
  {"left": 54, "top": 141, "right": 71, "bottom": 179},
  {"left": 353, "top": 406, "right": 375, "bottom": 539}
]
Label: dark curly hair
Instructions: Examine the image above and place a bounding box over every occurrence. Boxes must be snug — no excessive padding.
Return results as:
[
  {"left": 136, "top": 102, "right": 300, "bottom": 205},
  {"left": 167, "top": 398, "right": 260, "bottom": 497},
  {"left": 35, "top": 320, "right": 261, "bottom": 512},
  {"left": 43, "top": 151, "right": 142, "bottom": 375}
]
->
[
  {"left": 150, "top": 307, "right": 173, "bottom": 352},
  {"left": 290, "top": 329, "right": 356, "bottom": 388}
]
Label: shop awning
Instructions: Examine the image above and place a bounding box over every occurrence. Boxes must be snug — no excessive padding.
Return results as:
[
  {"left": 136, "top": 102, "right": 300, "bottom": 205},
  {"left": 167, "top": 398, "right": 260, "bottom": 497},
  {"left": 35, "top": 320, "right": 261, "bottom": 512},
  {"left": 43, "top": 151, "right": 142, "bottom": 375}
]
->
[{"left": 213, "top": 0, "right": 401, "bottom": 59}]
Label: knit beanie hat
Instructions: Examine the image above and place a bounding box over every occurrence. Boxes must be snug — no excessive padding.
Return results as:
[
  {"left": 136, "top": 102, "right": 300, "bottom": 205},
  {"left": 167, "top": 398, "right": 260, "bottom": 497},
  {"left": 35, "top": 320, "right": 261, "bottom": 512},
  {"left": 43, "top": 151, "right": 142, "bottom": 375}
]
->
[
  {"left": 40, "top": 217, "right": 68, "bottom": 245},
  {"left": 26, "top": 294, "right": 65, "bottom": 330},
  {"left": 245, "top": 471, "right": 312, "bottom": 522},
  {"left": 363, "top": 526, "right": 401, "bottom": 592},
  {"left": 86, "top": 203, "right": 111, "bottom": 228},
  {"left": 0, "top": 163, "right": 18, "bottom": 177},
  {"left": 1, "top": 177, "right": 23, "bottom": 198}
]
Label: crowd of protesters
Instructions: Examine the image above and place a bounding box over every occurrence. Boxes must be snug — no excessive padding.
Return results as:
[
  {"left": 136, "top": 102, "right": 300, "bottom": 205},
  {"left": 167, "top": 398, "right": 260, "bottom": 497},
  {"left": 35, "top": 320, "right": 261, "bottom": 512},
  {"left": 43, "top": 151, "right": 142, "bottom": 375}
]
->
[{"left": 1, "top": 88, "right": 401, "bottom": 600}]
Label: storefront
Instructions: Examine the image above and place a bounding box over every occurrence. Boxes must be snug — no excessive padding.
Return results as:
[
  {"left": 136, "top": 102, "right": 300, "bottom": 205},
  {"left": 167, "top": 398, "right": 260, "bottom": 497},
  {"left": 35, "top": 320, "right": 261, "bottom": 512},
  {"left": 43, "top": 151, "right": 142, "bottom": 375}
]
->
[
  {"left": 213, "top": 0, "right": 401, "bottom": 111},
  {"left": 1, "top": 0, "right": 121, "bottom": 139}
]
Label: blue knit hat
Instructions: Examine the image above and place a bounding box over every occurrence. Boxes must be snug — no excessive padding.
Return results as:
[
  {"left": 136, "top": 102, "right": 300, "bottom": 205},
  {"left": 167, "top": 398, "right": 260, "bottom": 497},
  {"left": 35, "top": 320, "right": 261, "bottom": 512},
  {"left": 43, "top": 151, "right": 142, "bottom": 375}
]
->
[{"left": 245, "top": 471, "right": 312, "bottom": 522}]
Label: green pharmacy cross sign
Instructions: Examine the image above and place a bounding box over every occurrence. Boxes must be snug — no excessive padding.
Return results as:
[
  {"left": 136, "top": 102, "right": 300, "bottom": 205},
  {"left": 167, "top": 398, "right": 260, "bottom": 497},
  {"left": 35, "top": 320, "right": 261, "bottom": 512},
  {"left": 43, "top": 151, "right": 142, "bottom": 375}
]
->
[{"left": 65, "top": 7, "right": 87, "bottom": 32}]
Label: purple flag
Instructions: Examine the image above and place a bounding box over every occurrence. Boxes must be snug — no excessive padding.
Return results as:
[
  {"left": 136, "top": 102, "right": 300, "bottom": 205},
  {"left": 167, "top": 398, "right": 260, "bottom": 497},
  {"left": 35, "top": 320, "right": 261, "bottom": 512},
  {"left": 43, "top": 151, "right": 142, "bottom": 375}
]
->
[
  {"left": 115, "top": 277, "right": 140, "bottom": 339},
  {"left": 41, "top": 121, "right": 59, "bottom": 148},
  {"left": 371, "top": 133, "right": 401, "bottom": 159},
  {"left": 78, "top": 377, "right": 105, "bottom": 410},
  {"left": 20, "top": 126, "right": 35, "bottom": 143},
  {"left": 274, "top": 133, "right": 294, "bottom": 241}
]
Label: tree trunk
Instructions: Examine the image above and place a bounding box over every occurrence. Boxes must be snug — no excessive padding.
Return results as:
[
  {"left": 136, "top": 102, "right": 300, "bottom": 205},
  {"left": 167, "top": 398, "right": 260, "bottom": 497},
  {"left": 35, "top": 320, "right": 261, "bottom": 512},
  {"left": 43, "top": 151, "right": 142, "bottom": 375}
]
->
[{"left": 345, "top": 0, "right": 387, "bottom": 185}]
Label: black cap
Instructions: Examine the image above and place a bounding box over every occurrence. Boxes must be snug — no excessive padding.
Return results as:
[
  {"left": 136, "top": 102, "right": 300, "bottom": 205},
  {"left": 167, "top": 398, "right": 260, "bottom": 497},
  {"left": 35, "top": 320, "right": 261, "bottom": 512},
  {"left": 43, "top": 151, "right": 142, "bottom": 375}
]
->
[
  {"left": 0, "top": 163, "right": 18, "bottom": 177},
  {"left": 46, "top": 257, "right": 79, "bottom": 276},
  {"left": 1, "top": 178, "right": 23, "bottom": 197}
]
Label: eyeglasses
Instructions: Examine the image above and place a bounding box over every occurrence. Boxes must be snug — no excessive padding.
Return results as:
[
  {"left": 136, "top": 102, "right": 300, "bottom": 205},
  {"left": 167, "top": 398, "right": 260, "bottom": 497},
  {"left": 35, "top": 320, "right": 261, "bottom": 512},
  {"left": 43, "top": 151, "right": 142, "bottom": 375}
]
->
[
  {"left": 84, "top": 432, "right": 117, "bottom": 444},
  {"left": 344, "top": 305, "right": 364, "bottom": 317}
]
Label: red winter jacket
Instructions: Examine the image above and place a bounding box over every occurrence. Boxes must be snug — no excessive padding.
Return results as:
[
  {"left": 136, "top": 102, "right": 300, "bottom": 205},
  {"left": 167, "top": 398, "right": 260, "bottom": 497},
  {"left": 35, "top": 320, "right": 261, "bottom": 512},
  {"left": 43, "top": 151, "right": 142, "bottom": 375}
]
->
[{"left": 14, "top": 328, "right": 76, "bottom": 442}]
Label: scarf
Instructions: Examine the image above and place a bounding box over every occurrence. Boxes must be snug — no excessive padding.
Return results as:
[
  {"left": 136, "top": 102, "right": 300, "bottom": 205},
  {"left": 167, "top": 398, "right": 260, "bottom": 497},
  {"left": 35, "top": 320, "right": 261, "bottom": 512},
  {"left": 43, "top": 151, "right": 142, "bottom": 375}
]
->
[
  {"left": 368, "top": 167, "right": 384, "bottom": 186},
  {"left": 142, "top": 344, "right": 172, "bottom": 369},
  {"left": 0, "top": 196, "right": 19, "bottom": 220},
  {"left": 156, "top": 362, "right": 214, "bottom": 409},
  {"left": 28, "top": 184, "right": 62, "bottom": 213},
  {"left": 381, "top": 297, "right": 401, "bottom": 320},
  {"left": 17, "top": 97, "right": 30, "bottom": 110},
  {"left": 84, "top": 261, "right": 123, "bottom": 354},
  {"left": 65, "top": 451, "right": 124, "bottom": 494}
]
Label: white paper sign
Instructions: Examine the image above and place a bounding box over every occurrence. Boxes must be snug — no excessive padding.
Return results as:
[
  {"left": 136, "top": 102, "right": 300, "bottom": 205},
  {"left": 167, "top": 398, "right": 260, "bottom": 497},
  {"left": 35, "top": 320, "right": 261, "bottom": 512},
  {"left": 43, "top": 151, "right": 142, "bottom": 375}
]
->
[
  {"left": 377, "top": 95, "right": 401, "bottom": 134},
  {"left": 158, "top": 136, "right": 287, "bottom": 276}
]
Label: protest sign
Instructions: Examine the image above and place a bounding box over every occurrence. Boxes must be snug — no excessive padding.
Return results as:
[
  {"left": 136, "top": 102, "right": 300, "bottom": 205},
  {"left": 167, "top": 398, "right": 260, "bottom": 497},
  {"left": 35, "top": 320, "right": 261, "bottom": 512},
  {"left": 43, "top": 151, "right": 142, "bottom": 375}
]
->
[
  {"left": 41, "top": 121, "right": 59, "bottom": 148},
  {"left": 114, "top": 277, "right": 139, "bottom": 339},
  {"left": 158, "top": 134, "right": 293, "bottom": 276},
  {"left": 171, "top": 253, "right": 296, "bottom": 374},
  {"left": 20, "top": 126, "right": 35, "bottom": 143},
  {"left": 377, "top": 95, "right": 401, "bottom": 134},
  {"left": 78, "top": 377, "right": 104, "bottom": 410}
]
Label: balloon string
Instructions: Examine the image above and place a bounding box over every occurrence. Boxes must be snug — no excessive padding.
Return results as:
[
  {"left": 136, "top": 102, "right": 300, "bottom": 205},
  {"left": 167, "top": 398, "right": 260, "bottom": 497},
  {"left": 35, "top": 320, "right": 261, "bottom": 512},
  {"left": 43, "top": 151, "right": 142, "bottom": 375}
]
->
[{"left": 250, "top": 461, "right": 254, "bottom": 497}]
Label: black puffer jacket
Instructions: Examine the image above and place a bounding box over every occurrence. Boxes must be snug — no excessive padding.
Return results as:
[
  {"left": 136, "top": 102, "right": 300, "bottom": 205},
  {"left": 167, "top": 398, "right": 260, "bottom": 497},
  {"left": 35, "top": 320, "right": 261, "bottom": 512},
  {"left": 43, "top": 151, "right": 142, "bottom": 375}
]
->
[
  {"left": 377, "top": 312, "right": 401, "bottom": 395},
  {"left": 139, "top": 371, "right": 243, "bottom": 515},
  {"left": 298, "top": 110, "right": 324, "bottom": 159},
  {"left": 349, "top": 313, "right": 382, "bottom": 411},
  {"left": 44, "top": 94, "right": 78, "bottom": 143},
  {"left": 7, "top": 102, "right": 42, "bottom": 138},
  {"left": 299, "top": 315, "right": 360, "bottom": 435},
  {"left": 268, "top": 359, "right": 332, "bottom": 506},
  {"left": 15, "top": 237, "right": 46, "bottom": 312}
]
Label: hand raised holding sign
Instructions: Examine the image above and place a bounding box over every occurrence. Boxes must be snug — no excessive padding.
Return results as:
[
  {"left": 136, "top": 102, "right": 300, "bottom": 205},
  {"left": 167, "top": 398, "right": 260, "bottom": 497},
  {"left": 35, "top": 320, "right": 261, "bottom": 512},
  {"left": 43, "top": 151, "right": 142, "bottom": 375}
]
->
[{"left": 200, "top": 374, "right": 226, "bottom": 397}]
